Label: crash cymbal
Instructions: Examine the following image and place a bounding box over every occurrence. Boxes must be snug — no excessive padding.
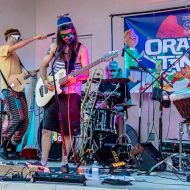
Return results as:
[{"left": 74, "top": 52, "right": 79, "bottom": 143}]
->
[
  {"left": 114, "top": 103, "right": 136, "bottom": 109},
  {"left": 101, "top": 78, "right": 131, "bottom": 84}
]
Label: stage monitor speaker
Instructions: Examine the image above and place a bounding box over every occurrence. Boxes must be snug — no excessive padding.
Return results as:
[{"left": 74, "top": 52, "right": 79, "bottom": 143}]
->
[{"left": 131, "top": 143, "right": 164, "bottom": 171}]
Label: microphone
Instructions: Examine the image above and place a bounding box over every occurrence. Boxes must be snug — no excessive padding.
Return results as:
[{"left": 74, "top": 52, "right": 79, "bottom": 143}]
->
[
  {"left": 46, "top": 32, "right": 56, "bottom": 37},
  {"left": 68, "top": 35, "right": 75, "bottom": 45}
]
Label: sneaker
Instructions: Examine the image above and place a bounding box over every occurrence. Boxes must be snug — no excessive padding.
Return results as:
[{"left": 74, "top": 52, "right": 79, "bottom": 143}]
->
[
  {"left": 0, "top": 147, "right": 8, "bottom": 160},
  {"left": 60, "top": 165, "right": 69, "bottom": 173},
  {"left": 26, "top": 161, "right": 50, "bottom": 173}
]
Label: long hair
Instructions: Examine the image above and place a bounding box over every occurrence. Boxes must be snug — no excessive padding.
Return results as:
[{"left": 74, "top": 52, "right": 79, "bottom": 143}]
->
[{"left": 56, "top": 24, "right": 79, "bottom": 59}]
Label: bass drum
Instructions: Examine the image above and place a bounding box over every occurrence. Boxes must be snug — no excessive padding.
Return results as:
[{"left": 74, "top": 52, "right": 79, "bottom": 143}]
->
[
  {"left": 95, "top": 124, "right": 137, "bottom": 166},
  {"left": 38, "top": 121, "right": 62, "bottom": 161}
]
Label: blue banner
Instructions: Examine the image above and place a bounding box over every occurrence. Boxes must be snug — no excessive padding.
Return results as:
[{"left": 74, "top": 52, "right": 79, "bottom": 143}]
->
[{"left": 124, "top": 9, "right": 190, "bottom": 92}]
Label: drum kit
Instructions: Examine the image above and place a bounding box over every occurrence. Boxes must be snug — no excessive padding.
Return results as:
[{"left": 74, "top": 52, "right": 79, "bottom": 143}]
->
[{"left": 86, "top": 78, "right": 137, "bottom": 166}]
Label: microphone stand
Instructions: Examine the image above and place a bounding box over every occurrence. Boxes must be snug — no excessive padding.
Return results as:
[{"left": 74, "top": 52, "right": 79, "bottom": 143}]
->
[
  {"left": 51, "top": 45, "right": 69, "bottom": 172},
  {"left": 140, "top": 48, "right": 190, "bottom": 153},
  {"left": 124, "top": 49, "right": 159, "bottom": 143}
]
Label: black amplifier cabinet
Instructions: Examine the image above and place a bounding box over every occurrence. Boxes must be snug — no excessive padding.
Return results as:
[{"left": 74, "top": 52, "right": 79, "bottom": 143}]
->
[{"left": 161, "top": 140, "right": 190, "bottom": 154}]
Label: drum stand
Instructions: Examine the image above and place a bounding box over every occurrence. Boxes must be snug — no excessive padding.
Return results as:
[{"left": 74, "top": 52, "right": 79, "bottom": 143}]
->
[
  {"left": 149, "top": 119, "right": 190, "bottom": 174},
  {"left": 117, "top": 110, "right": 128, "bottom": 143}
]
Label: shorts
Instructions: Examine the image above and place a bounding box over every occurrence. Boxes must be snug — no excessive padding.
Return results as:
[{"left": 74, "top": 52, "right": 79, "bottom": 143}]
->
[{"left": 42, "top": 93, "right": 81, "bottom": 136}]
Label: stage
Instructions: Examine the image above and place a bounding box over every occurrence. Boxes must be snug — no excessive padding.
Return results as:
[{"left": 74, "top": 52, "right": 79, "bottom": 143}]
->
[{"left": 0, "top": 159, "right": 190, "bottom": 190}]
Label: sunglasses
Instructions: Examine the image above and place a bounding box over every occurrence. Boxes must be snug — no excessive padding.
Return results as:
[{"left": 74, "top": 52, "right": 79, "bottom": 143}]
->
[
  {"left": 11, "top": 34, "right": 21, "bottom": 41},
  {"left": 59, "top": 33, "right": 73, "bottom": 39},
  {"left": 109, "top": 69, "right": 118, "bottom": 72}
]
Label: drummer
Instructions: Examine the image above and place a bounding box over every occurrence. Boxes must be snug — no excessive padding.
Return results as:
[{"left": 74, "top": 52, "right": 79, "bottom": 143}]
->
[{"left": 98, "top": 60, "right": 131, "bottom": 144}]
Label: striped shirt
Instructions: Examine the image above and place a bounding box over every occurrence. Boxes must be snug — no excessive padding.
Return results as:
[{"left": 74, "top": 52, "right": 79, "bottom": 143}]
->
[{"left": 52, "top": 56, "right": 82, "bottom": 96}]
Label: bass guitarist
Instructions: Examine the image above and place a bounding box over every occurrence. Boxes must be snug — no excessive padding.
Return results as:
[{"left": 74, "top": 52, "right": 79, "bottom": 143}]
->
[
  {"left": 0, "top": 28, "right": 46, "bottom": 159},
  {"left": 39, "top": 16, "right": 89, "bottom": 172}
]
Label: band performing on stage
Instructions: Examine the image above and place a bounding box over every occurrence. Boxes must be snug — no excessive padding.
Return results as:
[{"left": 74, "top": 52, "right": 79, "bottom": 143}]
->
[
  {"left": 0, "top": 14, "right": 190, "bottom": 182},
  {"left": 0, "top": 15, "right": 135, "bottom": 171}
]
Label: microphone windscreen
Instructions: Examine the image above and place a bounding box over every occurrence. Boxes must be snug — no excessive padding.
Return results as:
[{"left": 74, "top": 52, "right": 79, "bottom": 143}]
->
[{"left": 68, "top": 35, "right": 75, "bottom": 44}]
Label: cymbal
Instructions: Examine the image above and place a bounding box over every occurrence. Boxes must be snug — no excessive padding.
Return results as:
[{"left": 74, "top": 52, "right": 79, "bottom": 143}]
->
[
  {"left": 114, "top": 103, "right": 136, "bottom": 109},
  {"left": 101, "top": 78, "right": 131, "bottom": 84}
]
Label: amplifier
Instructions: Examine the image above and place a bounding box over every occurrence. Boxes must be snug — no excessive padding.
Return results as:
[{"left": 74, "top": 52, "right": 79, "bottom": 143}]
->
[
  {"left": 161, "top": 140, "right": 190, "bottom": 154},
  {"left": 32, "top": 172, "right": 86, "bottom": 185}
]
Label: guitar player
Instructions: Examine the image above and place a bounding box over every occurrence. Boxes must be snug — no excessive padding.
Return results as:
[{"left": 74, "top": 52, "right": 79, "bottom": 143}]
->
[
  {"left": 39, "top": 16, "right": 89, "bottom": 173},
  {"left": 0, "top": 28, "right": 46, "bottom": 159}
]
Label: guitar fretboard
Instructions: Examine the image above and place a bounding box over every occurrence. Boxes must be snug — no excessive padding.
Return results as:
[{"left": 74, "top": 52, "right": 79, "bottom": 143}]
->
[{"left": 59, "top": 57, "right": 105, "bottom": 85}]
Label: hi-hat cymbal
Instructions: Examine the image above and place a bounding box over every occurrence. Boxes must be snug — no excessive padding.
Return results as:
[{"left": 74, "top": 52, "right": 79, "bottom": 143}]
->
[
  {"left": 101, "top": 78, "right": 131, "bottom": 84},
  {"left": 114, "top": 103, "right": 136, "bottom": 109}
]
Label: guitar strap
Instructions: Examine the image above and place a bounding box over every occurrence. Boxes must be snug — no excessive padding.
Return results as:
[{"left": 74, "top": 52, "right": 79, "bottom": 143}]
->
[
  {"left": 0, "top": 69, "right": 13, "bottom": 90},
  {"left": 17, "top": 57, "right": 29, "bottom": 73},
  {"left": 67, "top": 42, "right": 81, "bottom": 74}
]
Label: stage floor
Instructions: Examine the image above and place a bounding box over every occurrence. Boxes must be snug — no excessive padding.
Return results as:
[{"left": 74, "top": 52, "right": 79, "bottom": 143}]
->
[{"left": 0, "top": 158, "right": 190, "bottom": 190}]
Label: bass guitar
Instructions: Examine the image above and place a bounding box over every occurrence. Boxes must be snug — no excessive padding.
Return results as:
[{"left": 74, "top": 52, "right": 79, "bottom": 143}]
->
[{"left": 35, "top": 51, "right": 118, "bottom": 107}]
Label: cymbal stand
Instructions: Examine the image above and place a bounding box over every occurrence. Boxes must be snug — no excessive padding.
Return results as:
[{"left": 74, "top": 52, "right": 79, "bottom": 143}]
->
[{"left": 97, "top": 109, "right": 106, "bottom": 148}]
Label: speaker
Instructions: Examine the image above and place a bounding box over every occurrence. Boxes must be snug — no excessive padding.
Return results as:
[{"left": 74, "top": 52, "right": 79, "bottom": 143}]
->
[{"left": 131, "top": 143, "right": 164, "bottom": 171}]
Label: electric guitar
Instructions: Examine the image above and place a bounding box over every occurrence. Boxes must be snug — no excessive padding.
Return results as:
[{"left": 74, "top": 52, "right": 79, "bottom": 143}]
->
[
  {"left": 35, "top": 51, "right": 118, "bottom": 107},
  {"left": 8, "top": 69, "right": 39, "bottom": 92}
]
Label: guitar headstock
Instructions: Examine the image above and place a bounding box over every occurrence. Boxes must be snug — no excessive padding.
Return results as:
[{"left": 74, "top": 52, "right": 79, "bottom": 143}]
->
[{"left": 101, "top": 50, "right": 119, "bottom": 62}]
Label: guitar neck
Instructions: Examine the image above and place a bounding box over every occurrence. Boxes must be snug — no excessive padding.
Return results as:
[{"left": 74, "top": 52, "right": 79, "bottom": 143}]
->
[
  {"left": 24, "top": 69, "right": 39, "bottom": 80},
  {"left": 23, "top": 74, "right": 31, "bottom": 80},
  {"left": 59, "top": 58, "right": 105, "bottom": 84}
]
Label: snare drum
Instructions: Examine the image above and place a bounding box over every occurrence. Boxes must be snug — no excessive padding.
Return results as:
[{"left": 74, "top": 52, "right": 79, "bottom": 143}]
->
[
  {"left": 94, "top": 108, "right": 116, "bottom": 134},
  {"left": 170, "top": 88, "right": 190, "bottom": 119}
]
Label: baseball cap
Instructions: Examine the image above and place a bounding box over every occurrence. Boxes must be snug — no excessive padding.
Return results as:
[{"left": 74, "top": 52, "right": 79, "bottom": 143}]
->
[
  {"left": 57, "top": 16, "right": 72, "bottom": 27},
  {"left": 107, "top": 61, "right": 119, "bottom": 71}
]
